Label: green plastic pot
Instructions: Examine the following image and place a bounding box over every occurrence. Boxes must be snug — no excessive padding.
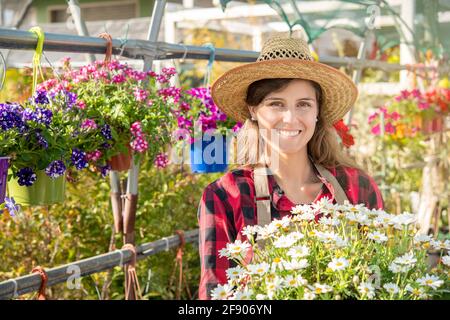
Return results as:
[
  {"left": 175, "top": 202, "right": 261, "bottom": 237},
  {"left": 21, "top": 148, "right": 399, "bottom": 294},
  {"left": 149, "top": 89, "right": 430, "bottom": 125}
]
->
[{"left": 7, "top": 170, "right": 66, "bottom": 206}]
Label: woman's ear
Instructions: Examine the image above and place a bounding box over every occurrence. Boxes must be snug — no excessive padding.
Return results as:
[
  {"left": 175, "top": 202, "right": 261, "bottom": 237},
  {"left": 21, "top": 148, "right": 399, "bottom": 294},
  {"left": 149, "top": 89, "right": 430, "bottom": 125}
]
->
[{"left": 248, "top": 106, "right": 256, "bottom": 120}]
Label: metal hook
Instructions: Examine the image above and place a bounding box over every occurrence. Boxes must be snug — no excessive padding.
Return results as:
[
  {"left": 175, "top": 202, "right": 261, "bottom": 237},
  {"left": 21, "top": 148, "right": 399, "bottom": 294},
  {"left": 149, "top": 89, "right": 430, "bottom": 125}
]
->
[
  {"left": 0, "top": 50, "right": 7, "bottom": 91},
  {"left": 115, "top": 249, "right": 124, "bottom": 268},
  {"left": 42, "top": 51, "right": 61, "bottom": 81},
  {"left": 178, "top": 42, "right": 188, "bottom": 62},
  {"left": 10, "top": 279, "right": 18, "bottom": 299},
  {"left": 161, "top": 237, "right": 170, "bottom": 251},
  {"left": 202, "top": 43, "right": 216, "bottom": 87}
]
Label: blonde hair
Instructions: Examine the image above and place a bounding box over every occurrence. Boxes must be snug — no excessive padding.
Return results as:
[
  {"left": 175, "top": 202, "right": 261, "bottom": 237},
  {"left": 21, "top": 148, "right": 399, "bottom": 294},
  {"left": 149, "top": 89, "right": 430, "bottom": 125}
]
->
[{"left": 234, "top": 78, "right": 362, "bottom": 171}]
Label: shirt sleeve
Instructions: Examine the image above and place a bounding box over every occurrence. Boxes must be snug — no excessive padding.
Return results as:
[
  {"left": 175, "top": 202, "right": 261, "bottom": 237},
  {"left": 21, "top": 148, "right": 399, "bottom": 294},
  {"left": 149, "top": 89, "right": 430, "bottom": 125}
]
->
[
  {"left": 358, "top": 171, "right": 385, "bottom": 210},
  {"left": 197, "top": 183, "right": 235, "bottom": 300}
]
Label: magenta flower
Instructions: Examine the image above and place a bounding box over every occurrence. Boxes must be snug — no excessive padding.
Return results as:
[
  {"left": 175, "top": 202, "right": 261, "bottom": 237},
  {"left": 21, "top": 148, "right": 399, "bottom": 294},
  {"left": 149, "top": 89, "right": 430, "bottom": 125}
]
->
[
  {"left": 368, "top": 112, "right": 379, "bottom": 123},
  {"left": 390, "top": 111, "right": 401, "bottom": 121},
  {"left": 86, "top": 150, "right": 102, "bottom": 162},
  {"left": 411, "top": 89, "right": 421, "bottom": 98},
  {"left": 154, "top": 152, "right": 169, "bottom": 169},
  {"left": 385, "top": 122, "right": 395, "bottom": 134},
  {"left": 130, "top": 136, "right": 148, "bottom": 153},
  {"left": 371, "top": 124, "right": 381, "bottom": 135},
  {"left": 418, "top": 101, "right": 430, "bottom": 110},
  {"left": 133, "top": 88, "right": 148, "bottom": 102},
  {"left": 76, "top": 100, "right": 86, "bottom": 110},
  {"left": 112, "top": 74, "right": 126, "bottom": 84},
  {"left": 81, "top": 119, "right": 97, "bottom": 130}
]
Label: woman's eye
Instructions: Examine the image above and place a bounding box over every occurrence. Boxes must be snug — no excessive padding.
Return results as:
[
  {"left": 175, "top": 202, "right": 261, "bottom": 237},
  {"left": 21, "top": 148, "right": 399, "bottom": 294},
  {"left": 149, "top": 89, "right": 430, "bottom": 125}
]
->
[
  {"left": 298, "top": 102, "right": 311, "bottom": 108},
  {"left": 269, "top": 102, "right": 283, "bottom": 107}
]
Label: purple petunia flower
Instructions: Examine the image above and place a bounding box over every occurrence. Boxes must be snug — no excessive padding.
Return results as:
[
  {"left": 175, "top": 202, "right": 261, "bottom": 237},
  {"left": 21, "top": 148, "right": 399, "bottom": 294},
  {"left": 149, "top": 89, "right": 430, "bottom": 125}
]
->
[
  {"left": 17, "top": 167, "right": 37, "bottom": 186},
  {"left": 101, "top": 124, "right": 112, "bottom": 141},
  {"left": 71, "top": 148, "right": 88, "bottom": 170},
  {"left": 36, "top": 130, "right": 49, "bottom": 149},
  {"left": 98, "top": 164, "right": 111, "bottom": 177},
  {"left": 45, "top": 160, "right": 66, "bottom": 178},
  {"left": 34, "top": 90, "right": 50, "bottom": 105},
  {"left": 4, "top": 197, "right": 20, "bottom": 217},
  {"left": 0, "top": 103, "right": 26, "bottom": 131}
]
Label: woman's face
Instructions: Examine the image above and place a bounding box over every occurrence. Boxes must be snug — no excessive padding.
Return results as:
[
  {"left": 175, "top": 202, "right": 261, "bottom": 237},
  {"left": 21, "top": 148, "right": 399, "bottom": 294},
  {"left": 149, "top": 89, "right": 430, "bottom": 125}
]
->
[{"left": 249, "top": 79, "right": 319, "bottom": 155}]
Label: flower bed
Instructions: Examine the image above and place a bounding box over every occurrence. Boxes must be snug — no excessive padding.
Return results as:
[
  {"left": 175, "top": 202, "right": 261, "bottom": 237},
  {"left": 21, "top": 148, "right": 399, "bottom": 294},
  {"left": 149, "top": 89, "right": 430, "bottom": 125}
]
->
[{"left": 212, "top": 198, "right": 450, "bottom": 300}]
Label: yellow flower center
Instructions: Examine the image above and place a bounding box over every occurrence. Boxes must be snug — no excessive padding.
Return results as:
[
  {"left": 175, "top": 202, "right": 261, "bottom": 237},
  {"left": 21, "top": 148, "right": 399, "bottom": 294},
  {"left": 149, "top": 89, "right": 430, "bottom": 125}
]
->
[{"left": 315, "top": 288, "right": 322, "bottom": 294}]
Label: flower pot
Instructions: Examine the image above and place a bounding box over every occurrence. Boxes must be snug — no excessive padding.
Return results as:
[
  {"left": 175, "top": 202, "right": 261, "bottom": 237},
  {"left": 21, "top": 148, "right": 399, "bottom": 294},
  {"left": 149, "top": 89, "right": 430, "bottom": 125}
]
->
[
  {"left": 0, "top": 157, "right": 9, "bottom": 204},
  {"left": 190, "top": 133, "right": 228, "bottom": 173},
  {"left": 107, "top": 147, "right": 132, "bottom": 172},
  {"left": 7, "top": 170, "right": 66, "bottom": 206}
]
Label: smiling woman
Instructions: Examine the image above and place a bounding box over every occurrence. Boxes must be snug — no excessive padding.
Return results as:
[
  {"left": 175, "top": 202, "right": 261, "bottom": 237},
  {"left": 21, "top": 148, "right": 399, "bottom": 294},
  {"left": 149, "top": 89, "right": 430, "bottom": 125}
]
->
[{"left": 197, "top": 36, "right": 384, "bottom": 300}]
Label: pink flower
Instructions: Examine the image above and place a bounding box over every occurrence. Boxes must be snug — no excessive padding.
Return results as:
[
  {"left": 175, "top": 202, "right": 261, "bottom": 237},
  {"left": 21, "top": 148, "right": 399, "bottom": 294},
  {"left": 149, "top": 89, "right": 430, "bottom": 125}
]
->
[
  {"left": 147, "top": 100, "right": 153, "bottom": 106},
  {"left": 418, "top": 101, "right": 430, "bottom": 110},
  {"left": 112, "top": 74, "right": 126, "bottom": 83},
  {"left": 371, "top": 124, "right": 381, "bottom": 135},
  {"left": 368, "top": 112, "right": 379, "bottom": 123},
  {"left": 390, "top": 111, "right": 401, "bottom": 121},
  {"left": 133, "top": 88, "right": 148, "bottom": 102},
  {"left": 81, "top": 119, "right": 97, "bottom": 130},
  {"left": 131, "top": 121, "right": 143, "bottom": 136},
  {"left": 154, "top": 153, "right": 169, "bottom": 169},
  {"left": 76, "top": 100, "right": 86, "bottom": 110},
  {"left": 86, "top": 150, "right": 102, "bottom": 162},
  {"left": 232, "top": 122, "right": 243, "bottom": 133},
  {"left": 411, "top": 89, "right": 421, "bottom": 98},
  {"left": 385, "top": 122, "right": 395, "bottom": 134},
  {"left": 130, "top": 136, "right": 148, "bottom": 153}
]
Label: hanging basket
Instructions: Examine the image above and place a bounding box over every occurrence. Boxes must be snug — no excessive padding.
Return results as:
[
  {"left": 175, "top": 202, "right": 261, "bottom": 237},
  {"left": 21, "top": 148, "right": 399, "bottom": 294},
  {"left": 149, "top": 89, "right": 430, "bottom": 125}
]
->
[
  {"left": 190, "top": 133, "right": 228, "bottom": 173},
  {"left": 107, "top": 147, "right": 132, "bottom": 172},
  {"left": 0, "top": 157, "right": 10, "bottom": 204},
  {"left": 7, "top": 170, "right": 66, "bottom": 206}
]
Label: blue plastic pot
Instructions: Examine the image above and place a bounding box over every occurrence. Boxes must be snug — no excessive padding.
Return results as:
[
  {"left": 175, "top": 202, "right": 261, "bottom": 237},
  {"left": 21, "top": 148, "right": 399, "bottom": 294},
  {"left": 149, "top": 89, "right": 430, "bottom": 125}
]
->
[{"left": 190, "top": 134, "right": 228, "bottom": 173}]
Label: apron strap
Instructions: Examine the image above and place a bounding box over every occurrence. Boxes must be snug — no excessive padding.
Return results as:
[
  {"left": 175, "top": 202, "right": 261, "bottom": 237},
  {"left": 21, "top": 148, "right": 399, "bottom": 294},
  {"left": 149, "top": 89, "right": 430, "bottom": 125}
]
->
[
  {"left": 313, "top": 163, "right": 349, "bottom": 205},
  {"left": 253, "top": 163, "right": 349, "bottom": 228}
]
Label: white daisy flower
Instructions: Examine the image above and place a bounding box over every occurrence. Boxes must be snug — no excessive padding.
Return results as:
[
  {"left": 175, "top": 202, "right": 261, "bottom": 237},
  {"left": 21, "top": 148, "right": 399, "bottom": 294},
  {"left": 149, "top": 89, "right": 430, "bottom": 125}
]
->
[
  {"left": 226, "top": 266, "right": 245, "bottom": 281},
  {"left": 358, "top": 282, "right": 376, "bottom": 299},
  {"left": 273, "top": 234, "right": 297, "bottom": 248},
  {"left": 383, "top": 283, "right": 400, "bottom": 294},
  {"left": 266, "top": 276, "right": 284, "bottom": 299},
  {"left": 416, "top": 274, "right": 444, "bottom": 290},
  {"left": 390, "top": 212, "right": 416, "bottom": 230},
  {"left": 368, "top": 231, "right": 388, "bottom": 243},
  {"left": 413, "top": 234, "right": 432, "bottom": 244},
  {"left": 319, "top": 216, "right": 341, "bottom": 226},
  {"left": 226, "top": 240, "right": 251, "bottom": 258},
  {"left": 309, "top": 283, "right": 333, "bottom": 294},
  {"left": 302, "top": 289, "right": 316, "bottom": 300},
  {"left": 430, "top": 239, "right": 450, "bottom": 251},
  {"left": 405, "top": 285, "right": 429, "bottom": 299},
  {"left": 333, "top": 236, "right": 349, "bottom": 248},
  {"left": 355, "top": 213, "right": 372, "bottom": 226},
  {"left": 287, "top": 245, "right": 310, "bottom": 259},
  {"left": 230, "top": 288, "right": 253, "bottom": 300},
  {"left": 218, "top": 247, "right": 230, "bottom": 258},
  {"left": 345, "top": 212, "right": 359, "bottom": 223},
  {"left": 284, "top": 258, "right": 309, "bottom": 270},
  {"left": 270, "top": 257, "right": 286, "bottom": 272},
  {"left": 311, "top": 197, "right": 334, "bottom": 213},
  {"left": 211, "top": 284, "right": 233, "bottom": 300},
  {"left": 328, "top": 257, "right": 350, "bottom": 271},
  {"left": 317, "top": 231, "right": 339, "bottom": 243},
  {"left": 247, "top": 262, "right": 270, "bottom": 276},
  {"left": 291, "top": 204, "right": 313, "bottom": 215},
  {"left": 255, "top": 294, "right": 267, "bottom": 300},
  {"left": 393, "top": 252, "right": 417, "bottom": 266},
  {"left": 289, "top": 231, "right": 305, "bottom": 241},
  {"left": 241, "top": 225, "right": 260, "bottom": 238},
  {"left": 388, "top": 262, "right": 411, "bottom": 273},
  {"left": 346, "top": 203, "right": 366, "bottom": 213},
  {"left": 269, "top": 216, "right": 291, "bottom": 230},
  {"left": 441, "top": 255, "right": 450, "bottom": 267},
  {"left": 284, "top": 275, "right": 307, "bottom": 288}
]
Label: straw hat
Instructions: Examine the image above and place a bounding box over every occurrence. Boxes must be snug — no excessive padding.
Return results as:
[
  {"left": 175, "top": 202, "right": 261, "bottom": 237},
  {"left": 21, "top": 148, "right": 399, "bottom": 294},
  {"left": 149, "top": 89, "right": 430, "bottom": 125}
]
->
[{"left": 211, "top": 36, "right": 358, "bottom": 125}]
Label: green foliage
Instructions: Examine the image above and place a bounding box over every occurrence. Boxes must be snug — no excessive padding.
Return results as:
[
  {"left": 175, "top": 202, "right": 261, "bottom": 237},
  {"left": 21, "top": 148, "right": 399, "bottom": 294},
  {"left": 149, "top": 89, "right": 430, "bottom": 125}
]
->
[{"left": 0, "top": 164, "right": 222, "bottom": 299}]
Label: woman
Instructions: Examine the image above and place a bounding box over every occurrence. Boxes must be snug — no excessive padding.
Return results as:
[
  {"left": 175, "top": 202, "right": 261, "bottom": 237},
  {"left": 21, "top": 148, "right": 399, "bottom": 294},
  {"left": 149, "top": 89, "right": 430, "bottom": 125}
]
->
[{"left": 197, "top": 36, "right": 384, "bottom": 300}]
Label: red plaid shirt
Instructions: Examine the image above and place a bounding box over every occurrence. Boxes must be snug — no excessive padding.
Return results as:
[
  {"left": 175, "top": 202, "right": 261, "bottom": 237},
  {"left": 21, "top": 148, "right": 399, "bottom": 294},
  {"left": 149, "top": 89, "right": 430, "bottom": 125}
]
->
[{"left": 197, "top": 165, "right": 384, "bottom": 300}]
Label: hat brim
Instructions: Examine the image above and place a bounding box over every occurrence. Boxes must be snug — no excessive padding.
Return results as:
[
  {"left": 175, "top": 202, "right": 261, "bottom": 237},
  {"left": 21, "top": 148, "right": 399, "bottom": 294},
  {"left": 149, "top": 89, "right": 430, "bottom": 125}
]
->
[{"left": 211, "top": 58, "right": 358, "bottom": 125}]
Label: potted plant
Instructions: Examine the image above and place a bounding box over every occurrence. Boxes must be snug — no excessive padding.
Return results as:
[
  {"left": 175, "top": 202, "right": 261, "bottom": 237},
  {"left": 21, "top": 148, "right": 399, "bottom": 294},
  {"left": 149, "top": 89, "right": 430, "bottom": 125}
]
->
[
  {"left": 0, "top": 88, "right": 103, "bottom": 206},
  {"left": 173, "top": 86, "right": 242, "bottom": 173},
  {"left": 41, "top": 58, "right": 176, "bottom": 173},
  {"left": 211, "top": 198, "right": 450, "bottom": 300}
]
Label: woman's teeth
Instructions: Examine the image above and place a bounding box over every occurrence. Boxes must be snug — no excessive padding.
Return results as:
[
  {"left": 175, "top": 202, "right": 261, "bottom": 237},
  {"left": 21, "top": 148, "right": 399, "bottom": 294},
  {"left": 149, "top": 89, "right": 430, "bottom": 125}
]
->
[{"left": 277, "top": 129, "right": 301, "bottom": 137}]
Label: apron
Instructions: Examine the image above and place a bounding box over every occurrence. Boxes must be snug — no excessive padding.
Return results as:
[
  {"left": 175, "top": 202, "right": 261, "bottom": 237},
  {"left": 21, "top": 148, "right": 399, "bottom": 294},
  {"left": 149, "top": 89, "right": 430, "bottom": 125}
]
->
[{"left": 253, "top": 163, "right": 349, "bottom": 228}]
